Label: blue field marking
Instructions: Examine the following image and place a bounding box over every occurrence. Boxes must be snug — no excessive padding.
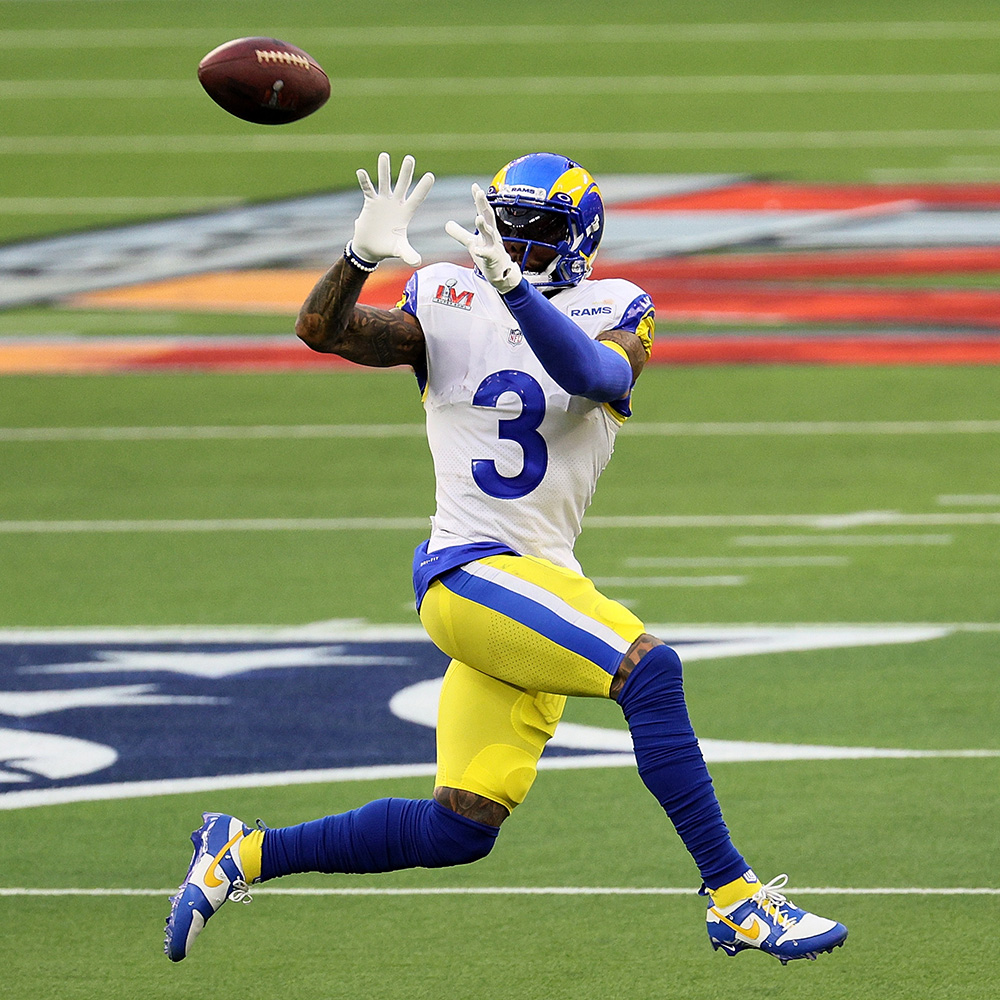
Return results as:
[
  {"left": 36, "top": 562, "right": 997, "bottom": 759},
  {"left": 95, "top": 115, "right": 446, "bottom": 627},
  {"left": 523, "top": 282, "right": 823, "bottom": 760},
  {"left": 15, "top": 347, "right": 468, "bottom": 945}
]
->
[
  {"left": 0, "top": 639, "right": 445, "bottom": 792},
  {"left": 1, "top": 623, "right": 986, "bottom": 806},
  {"left": 0, "top": 634, "right": 638, "bottom": 797}
]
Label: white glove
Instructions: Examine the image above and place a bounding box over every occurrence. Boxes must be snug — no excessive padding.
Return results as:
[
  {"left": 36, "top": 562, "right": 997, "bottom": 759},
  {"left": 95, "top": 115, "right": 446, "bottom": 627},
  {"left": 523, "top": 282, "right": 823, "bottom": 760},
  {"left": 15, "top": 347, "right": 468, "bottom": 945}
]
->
[
  {"left": 445, "top": 183, "right": 523, "bottom": 294},
  {"left": 350, "top": 152, "right": 435, "bottom": 267}
]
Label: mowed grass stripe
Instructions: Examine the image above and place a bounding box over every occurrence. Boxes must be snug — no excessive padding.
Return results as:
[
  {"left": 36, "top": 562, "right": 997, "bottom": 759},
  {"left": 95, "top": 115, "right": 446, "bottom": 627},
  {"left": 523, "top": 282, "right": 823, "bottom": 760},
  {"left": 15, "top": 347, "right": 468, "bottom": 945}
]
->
[
  {"left": 0, "top": 424, "right": 427, "bottom": 441},
  {"left": 2, "top": 22, "right": 1000, "bottom": 47},
  {"left": 734, "top": 534, "right": 954, "bottom": 546},
  {"left": 3, "top": 420, "right": 999, "bottom": 441},
  {"left": 1, "top": 886, "right": 997, "bottom": 896},
  {"left": 5, "top": 131, "right": 1000, "bottom": 154},
  {"left": 7, "top": 74, "right": 1000, "bottom": 98}
]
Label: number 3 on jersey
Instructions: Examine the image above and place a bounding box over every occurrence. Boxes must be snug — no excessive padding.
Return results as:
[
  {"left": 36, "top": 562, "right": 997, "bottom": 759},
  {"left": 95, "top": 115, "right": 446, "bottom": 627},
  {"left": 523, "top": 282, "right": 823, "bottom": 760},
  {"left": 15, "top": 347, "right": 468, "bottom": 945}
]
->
[{"left": 472, "top": 370, "right": 548, "bottom": 499}]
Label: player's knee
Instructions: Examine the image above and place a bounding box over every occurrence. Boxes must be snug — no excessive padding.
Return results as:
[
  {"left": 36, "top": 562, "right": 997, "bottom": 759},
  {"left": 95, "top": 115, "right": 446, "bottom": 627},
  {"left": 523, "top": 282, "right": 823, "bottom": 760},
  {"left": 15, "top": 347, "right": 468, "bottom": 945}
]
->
[
  {"left": 615, "top": 640, "right": 684, "bottom": 715},
  {"left": 642, "top": 640, "right": 683, "bottom": 678},
  {"left": 612, "top": 634, "right": 682, "bottom": 702},
  {"left": 423, "top": 799, "right": 499, "bottom": 867}
]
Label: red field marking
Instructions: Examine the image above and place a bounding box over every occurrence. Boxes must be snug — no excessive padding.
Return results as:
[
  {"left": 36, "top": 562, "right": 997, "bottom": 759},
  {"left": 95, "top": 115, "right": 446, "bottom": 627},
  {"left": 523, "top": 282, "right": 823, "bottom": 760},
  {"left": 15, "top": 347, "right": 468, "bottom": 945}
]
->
[
  {"left": 2, "top": 335, "right": 997, "bottom": 373},
  {"left": 148, "top": 342, "right": 364, "bottom": 370},
  {"left": 620, "top": 181, "right": 1000, "bottom": 211},
  {"left": 634, "top": 281, "right": 1000, "bottom": 328},
  {"left": 596, "top": 247, "right": 1000, "bottom": 281},
  {"left": 650, "top": 337, "right": 1000, "bottom": 365}
]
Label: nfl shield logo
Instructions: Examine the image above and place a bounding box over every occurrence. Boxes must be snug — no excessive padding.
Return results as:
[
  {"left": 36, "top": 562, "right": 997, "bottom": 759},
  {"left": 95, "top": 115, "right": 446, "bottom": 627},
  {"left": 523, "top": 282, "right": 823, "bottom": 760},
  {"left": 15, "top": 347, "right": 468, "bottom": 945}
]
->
[{"left": 507, "top": 328, "right": 523, "bottom": 346}]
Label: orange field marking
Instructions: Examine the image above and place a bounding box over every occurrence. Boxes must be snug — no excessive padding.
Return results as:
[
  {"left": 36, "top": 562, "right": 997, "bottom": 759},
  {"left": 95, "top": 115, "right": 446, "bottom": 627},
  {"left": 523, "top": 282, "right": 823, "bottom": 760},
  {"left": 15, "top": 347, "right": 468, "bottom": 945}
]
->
[{"left": 70, "top": 267, "right": 410, "bottom": 314}]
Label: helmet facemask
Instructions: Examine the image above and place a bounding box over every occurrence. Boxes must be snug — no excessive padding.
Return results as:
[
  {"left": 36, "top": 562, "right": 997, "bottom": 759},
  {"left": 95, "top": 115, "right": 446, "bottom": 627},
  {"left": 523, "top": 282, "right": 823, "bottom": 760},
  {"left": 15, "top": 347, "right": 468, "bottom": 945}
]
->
[{"left": 492, "top": 204, "right": 574, "bottom": 286}]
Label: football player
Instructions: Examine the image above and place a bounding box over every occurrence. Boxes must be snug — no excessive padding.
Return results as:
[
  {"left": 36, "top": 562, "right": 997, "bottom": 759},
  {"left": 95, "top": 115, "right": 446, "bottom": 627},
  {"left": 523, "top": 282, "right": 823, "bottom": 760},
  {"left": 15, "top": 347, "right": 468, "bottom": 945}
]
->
[{"left": 165, "top": 152, "right": 848, "bottom": 966}]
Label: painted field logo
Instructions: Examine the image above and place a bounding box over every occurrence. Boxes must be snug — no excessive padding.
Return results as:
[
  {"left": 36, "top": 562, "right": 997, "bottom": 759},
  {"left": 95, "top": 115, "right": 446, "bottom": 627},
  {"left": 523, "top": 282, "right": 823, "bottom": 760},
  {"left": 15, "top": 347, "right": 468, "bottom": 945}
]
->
[
  {"left": 1, "top": 623, "right": 983, "bottom": 808},
  {"left": 434, "top": 279, "right": 475, "bottom": 310}
]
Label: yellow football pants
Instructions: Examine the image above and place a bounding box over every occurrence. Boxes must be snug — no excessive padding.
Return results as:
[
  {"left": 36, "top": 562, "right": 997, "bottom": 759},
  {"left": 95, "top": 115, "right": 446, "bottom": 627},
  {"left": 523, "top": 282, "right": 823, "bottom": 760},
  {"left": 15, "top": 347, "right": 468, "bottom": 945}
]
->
[{"left": 419, "top": 553, "right": 646, "bottom": 813}]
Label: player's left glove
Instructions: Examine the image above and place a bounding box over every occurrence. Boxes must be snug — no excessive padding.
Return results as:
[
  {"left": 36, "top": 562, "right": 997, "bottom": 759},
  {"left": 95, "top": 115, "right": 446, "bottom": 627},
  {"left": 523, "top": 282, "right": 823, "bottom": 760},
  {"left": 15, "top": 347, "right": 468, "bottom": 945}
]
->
[
  {"left": 445, "top": 184, "right": 523, "bottom": 294},
  {"left": 348, "top": 152, "right": 435, "bottom": 269}
]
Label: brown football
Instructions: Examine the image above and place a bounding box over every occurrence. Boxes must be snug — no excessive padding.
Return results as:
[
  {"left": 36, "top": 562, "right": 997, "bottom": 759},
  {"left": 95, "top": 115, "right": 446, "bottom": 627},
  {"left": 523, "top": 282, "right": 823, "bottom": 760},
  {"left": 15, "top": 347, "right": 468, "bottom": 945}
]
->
[{"left": 197, "top": 36, "right": 330, "bottom": 125}]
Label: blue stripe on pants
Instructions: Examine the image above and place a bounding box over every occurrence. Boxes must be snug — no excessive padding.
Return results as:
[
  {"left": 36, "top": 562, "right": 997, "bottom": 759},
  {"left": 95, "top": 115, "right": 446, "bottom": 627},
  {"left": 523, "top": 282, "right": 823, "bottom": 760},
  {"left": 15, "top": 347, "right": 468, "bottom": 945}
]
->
[{"left": 440, "top": 565, "right": 624, "bottom": 676}]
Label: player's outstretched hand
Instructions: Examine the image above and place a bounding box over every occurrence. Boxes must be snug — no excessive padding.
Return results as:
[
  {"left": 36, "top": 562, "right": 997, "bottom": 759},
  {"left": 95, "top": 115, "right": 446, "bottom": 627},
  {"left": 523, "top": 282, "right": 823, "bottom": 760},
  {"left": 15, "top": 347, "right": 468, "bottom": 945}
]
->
[
  {"left": 351, "top": 152, "right": 435, "bottom": 267},
  {"left": 446, "top": 184, "right": 523, "bottom": 294}
]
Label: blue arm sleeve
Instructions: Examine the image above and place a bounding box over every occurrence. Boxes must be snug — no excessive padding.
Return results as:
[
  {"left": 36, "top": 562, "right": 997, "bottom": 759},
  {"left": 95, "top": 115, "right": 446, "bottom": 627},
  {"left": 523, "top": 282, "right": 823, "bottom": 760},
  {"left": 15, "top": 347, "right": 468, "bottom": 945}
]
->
[{"left": 500, "top": 278, "right": 633, "bottom": 402}]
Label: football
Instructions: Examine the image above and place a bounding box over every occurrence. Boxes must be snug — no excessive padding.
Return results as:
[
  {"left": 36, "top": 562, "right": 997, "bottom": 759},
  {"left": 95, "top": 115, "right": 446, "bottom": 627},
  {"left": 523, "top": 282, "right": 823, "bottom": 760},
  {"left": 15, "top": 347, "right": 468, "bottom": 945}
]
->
[{"left": 197, "top": 36, "right": 330, "bottom": 125}]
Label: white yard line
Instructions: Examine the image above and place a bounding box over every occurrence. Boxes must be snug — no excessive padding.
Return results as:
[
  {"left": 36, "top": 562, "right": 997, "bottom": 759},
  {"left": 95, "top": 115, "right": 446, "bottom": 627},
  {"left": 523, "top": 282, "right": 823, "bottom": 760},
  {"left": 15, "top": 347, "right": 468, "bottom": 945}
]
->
[
  {"left": 1, "top": 623, "right": 991, "bottom": 644},
  {"left": 624, "top": 421, "right": 1000, "bottom": 436},
  {"left": 0, "top": 885, "right": 996, "bottom": 897},
  {"left": 0, "top": 514, "right": 996, "bottom": 534},
  {"left": 591, "top": 576, "right": 747, "bottom": 587},
  {"left": 3, "top": 130, "right": 1000, "bottom": 155},
  {"left": 625, "top": 556, "right": 850, "bottom": 567},
  {"left": 3, "top": 421, "right": 998, "bottom": 442},
  {"left": 0, "top": 196, "right": 240, "bottom": 214},
  {"left": 544, "top": 514, "right": 994, "bottom": 528},
  {"left": 0, "top": 425, "right": 428, "bottom": 442},
  {"left": 0, "top": 518, "right": 430, "bottom": 533},
  {"left": 5, "top": 74, "right": 1000, "bottom": 99}
]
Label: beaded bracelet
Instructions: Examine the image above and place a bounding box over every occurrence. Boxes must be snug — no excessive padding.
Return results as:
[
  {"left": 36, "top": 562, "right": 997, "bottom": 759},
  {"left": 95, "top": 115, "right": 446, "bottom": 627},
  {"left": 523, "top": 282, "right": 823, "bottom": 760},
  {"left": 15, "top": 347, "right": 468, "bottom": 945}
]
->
[{"left": 344, "top": 241, "right": 379, "bottom": 273}]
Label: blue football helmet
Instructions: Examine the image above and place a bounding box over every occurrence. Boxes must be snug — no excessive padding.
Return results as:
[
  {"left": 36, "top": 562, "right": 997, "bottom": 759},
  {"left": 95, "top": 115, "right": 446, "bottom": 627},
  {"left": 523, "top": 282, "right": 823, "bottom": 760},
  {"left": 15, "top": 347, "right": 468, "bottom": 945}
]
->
[{"left": 486, "top": 152, "right": 605, "bottom": 288}]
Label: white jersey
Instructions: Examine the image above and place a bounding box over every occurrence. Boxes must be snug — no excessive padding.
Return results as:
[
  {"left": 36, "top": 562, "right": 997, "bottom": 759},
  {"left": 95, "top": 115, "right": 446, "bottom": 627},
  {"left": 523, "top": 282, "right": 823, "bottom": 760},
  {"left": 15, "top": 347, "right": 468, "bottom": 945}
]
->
[{"left": 400, "top": 262, "right": 654, "bottom": 573}]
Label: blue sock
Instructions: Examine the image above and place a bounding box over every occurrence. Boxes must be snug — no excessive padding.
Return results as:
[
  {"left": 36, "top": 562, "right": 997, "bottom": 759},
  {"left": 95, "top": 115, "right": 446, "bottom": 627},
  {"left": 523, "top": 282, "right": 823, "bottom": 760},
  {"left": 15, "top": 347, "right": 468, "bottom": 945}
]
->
[
  {"left": 616, "top": 644, "right": 749, "bottom": 889},
  {"left": 260, "top": 798, "right": 499, "bottom": 880}
]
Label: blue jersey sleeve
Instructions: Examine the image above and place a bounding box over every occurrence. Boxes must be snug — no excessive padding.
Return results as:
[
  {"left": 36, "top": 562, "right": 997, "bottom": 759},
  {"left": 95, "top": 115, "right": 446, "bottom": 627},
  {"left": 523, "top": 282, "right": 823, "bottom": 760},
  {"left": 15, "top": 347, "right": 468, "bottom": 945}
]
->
[{"left": 500, "top": 278, "right": 633, "bottom": 402}]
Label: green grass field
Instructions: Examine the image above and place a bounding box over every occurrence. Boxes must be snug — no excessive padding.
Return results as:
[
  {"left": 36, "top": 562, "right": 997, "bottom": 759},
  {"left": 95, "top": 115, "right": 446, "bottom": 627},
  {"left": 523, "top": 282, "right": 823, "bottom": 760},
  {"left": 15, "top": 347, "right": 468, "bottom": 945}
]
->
[
  {"left": 2, "top": 366, "right": 998, "bottom": 999},
  {"left": 3, "top": 0, "right": 1000, "bottom": 244},
  {"left": 2, "top": 2, "right": 1000, "bottom": 998}
]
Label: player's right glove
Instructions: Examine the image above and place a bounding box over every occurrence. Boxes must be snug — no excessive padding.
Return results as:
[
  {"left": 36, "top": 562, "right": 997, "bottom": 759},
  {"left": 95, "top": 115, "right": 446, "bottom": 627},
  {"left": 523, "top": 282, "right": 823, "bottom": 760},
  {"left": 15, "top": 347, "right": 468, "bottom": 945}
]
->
[
  {"left": 445, "top": 183, "right": 523, "bottom": 294},
  {"left": 347, "top": 152, "right": 435, "bottom": 269}
]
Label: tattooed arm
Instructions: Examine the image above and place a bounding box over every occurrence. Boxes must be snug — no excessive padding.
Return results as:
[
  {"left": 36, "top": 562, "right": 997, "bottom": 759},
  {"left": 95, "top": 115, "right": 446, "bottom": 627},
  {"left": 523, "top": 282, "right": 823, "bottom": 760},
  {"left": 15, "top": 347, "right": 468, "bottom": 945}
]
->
[
  {"left": 296, "top": 153, "right": 432, "bottom": 368},
  {"left": 295, "top": 256, "right": 426, "bottom": 369},
  {"left": 597, "top": 328, "right": 647, "bottom": 384}
]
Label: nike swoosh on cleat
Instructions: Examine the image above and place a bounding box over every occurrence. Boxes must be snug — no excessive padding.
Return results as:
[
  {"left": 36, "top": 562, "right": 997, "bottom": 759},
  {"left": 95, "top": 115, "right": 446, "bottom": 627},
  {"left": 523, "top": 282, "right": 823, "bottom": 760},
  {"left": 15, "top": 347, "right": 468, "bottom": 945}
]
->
[
  {"left": 202, "top": 830, "right": 244, "bottom": 888},
  {"left": 710, "top": 908, "right": 762, "bottom": 940}
]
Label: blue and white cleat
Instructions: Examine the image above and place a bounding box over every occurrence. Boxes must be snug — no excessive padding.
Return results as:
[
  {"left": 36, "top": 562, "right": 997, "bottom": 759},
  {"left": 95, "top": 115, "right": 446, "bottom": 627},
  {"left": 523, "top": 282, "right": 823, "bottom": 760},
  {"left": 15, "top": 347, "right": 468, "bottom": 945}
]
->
[
  {"left": 164, "top": 812, "right": 255, "bottom": 962},
  {"left": 706, "top": 874, "right": 848, "bottom": 965}
]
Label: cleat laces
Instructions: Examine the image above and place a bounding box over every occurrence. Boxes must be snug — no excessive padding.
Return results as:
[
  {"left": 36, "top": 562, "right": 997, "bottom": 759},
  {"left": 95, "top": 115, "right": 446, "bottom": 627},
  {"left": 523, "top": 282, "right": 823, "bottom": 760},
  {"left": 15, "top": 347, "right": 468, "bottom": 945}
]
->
[
  {"left": 751, "top": 874, "right": 798, "bottom": 931},
  {"left": 229, "top": 878, "right": 254, "bottom": 904}
]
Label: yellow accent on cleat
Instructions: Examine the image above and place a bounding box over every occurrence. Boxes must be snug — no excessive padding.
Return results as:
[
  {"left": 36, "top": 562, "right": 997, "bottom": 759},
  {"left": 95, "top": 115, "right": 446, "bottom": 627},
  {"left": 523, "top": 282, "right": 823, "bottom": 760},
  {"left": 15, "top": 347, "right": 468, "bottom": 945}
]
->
[{"left": 708, "top": 869, "right": 761, "bottom": 909}]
